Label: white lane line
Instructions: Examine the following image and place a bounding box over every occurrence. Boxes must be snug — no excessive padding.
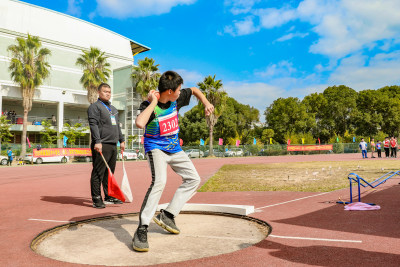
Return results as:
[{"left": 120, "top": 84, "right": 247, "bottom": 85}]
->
[
  {"left": 269, "top": 234, "right": 362, "bottom": 243},
  {"left": 183, "top": 234, "right": 260, "bottom": 242},
  {"left": 28, "top": 218, "right": 75, "bottom": 223},
  {"left": 256, "top": 192, "right": 330, "bottom": 209}
]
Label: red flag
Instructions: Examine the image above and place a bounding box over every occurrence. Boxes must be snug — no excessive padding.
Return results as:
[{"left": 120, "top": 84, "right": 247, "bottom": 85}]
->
[
  {"left": 318, "top": 138, "right": 321, "bottom": 145},
  {"left": 99, "top": 152, "right": 125, "bottom": 202},
  {"left": 287, "top": 139, "right": 291, "bottom": 145},
  {"left": 107, "top": 168, "right": 125, "bottom": 202},
  {"left": 180, "top": 139, "right": 183, "bottom": 146},
  {"left": 27, "top": 137, "right": 31, "bottom": 148}
]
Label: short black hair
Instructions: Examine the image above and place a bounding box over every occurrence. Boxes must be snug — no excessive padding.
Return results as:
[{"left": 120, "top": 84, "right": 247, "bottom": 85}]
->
[
  {"left": 98, "top": 83, "right": 110, "bottom": 91},
  {"left": 158, "top": 71, "right": 183, "bottom": 93}
]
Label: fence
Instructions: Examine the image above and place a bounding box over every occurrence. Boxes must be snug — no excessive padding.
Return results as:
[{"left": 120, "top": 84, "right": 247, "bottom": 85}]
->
[
  {"left": 180, "top": 143, "right": 363, "bottom": 158},
  {"left": 0, "top": 143, "right": 367, "bottom": 158}
]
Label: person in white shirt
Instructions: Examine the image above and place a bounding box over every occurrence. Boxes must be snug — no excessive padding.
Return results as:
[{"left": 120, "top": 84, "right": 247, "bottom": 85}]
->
[{"left": 359, "top": 138, "right": 368, "bottom": 158}]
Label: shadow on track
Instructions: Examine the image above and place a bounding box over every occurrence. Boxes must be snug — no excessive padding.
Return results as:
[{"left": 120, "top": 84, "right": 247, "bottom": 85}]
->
[{"left": 257, "top": 240, "right": 400, "bottom": 267}]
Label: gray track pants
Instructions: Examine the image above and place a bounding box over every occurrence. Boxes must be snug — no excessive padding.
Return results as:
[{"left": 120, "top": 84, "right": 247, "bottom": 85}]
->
[{"left": 139, "top": 149, "right": 201, "bottom": 226}]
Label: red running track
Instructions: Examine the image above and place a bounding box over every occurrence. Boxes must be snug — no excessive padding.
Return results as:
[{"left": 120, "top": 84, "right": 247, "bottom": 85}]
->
[{"left": 1, "top": 153, "right": 399, "bottom": 266}]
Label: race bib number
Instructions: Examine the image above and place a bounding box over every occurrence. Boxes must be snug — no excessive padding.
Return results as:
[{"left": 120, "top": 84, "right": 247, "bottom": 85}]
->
[{"left": 159, "top": 111, "right": 179, "bottom": 136}]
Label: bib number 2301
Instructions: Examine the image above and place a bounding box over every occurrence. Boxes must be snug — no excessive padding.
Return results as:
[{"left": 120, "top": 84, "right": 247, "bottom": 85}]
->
[{"left": 159, "top": 111, "right": 179, "bottom": 136}]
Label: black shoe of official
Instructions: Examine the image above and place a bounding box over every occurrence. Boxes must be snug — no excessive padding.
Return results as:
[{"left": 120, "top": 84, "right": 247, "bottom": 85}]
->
[
  {"left": 133, "top": 226, "right": 149, "bottom": 252},
  {"left": 92, "top": 198, "right": 105, "bottom": 209},
  {"left": 153, "top": 210, "right": 180, "bottom": 234},
  {"left": 104, "top": 196, "right": 123, "bottom": 204}
]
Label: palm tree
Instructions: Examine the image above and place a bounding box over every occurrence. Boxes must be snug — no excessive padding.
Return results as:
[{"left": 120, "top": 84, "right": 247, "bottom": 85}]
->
[
  {"left": 7, "top": 34, "right": 51, "bottom": 158},
  {"left": 76, "top": 47, "right": 111, "bottom": 104},
  {"left": 132, "top": 57, "right": 160, "bottom": 99},
  {"left": 197, "top": 75, "right": 227, "bottom": 156}
]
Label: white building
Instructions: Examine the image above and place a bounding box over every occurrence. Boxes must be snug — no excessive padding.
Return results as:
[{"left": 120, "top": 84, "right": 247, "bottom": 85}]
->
[{"left": 0, "top": 0, "right": 149, "bottom": 148}]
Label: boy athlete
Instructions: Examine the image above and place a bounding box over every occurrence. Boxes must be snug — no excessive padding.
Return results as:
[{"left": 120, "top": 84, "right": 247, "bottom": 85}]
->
[{"left": 132, "top": 71, "right": 214, "bottom": 252}]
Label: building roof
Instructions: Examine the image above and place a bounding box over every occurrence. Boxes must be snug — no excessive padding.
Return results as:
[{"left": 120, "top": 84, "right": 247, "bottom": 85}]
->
[{"left": 1, "top": 0, "right": 150, "bottom": 59}]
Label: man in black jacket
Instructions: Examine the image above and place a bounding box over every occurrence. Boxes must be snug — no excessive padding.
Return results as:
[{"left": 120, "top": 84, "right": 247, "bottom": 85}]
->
[{"left": 88, "top": 83, "right": 125, "bottom": 208}]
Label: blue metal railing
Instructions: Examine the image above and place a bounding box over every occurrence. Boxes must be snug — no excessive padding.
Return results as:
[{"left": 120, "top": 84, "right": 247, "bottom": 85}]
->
[{"left": 337, "top": 171, "right": 400, "bottom": 205}]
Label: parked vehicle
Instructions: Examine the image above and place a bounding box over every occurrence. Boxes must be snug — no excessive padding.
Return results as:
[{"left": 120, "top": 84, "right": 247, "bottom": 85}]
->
[
  {"left": 185, "top": 149, "right": 204, "bottom": 158},
  {"left": 24, "top": 154, "right": 69, "bottom": 164},
  {"left": 204, "top": 150, "right": 224, "bottom": 157},
  {"left": 0, "top": 155, "right": 8, "bottom": 165},
  {"left": 224, "top": 148, "right": 244, "bottom": 157}
]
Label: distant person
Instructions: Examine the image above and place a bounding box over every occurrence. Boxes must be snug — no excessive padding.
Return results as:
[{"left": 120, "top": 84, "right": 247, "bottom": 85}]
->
[
  {"left": 7, "top": 148, "right": 13, "bottom": 166},
  {"left": 383, "top": 137, "right": 390, "bottom": 158},
  {"left": 370, "top": 138, "right": 376, "bottom": 158},
  {"left": 6, "top": 110, "right": 11, "bottom": 123},
  {"left": 376, "top": 140, "right": 382, "bottom": 158},
  {"left": 11, "top": 111, "right": 16, "bottom": 124},
  {"left": 359, "top": 138, "right": 368, "bottom": 159},
  {"left": 52, "top": 114, "right": 56, "bottom": 126},
  {"left": 88, "top": 83, "right": 125, "bottom": 209},
  {"left": 390, "top": 136, "right": 397, "bottom": 158}
]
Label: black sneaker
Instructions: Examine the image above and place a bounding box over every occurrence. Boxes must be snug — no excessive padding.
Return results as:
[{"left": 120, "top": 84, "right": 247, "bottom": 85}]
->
[
  {"left": 132, "top": 226, "right": 149, "bottom": 252},
  {"left": 92, "top": 198, "right": 105, "bottom": 209},
  {"left": 104, "top": 197, "right": 123, "bottom": 204},
  {"left": 153, "top": 210, "right": 180, "bottom": 234}
]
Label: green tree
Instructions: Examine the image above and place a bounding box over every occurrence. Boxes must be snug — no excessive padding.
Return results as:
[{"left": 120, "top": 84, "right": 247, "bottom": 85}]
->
[
  {"left": 7, "top": 34, "right": 51, "bottom": 157},
  {"left": 197, "top": 75, "right": 228, "bottom": 156},
  {"left": 76, "top": 47, "right": 111, "bottom": 104},
  {"left": 322, "top": 85, "right": 357, "bottom": 137},
  {"left": 302, "top": 92, "right": 330, "bottom": 141},
  {"left": 179, "top": 105, "right": 208, "bottom": 145},
  {"left": 60, "top": 123, "right": 87, "bottom": 147},
  {"left": 0, "top": 116, "right": 13, "bottom": 151},
  {"left": 376, "top": 86, "right": 400, "bottom": 136},
  {"left": 352, "top": 90, "right": 383, "bottom": 136},
  {"left": 261, "top": 128, "right": 274, "bottom": 144},
  {"left": 40, "top": 120, "right": 58, "bottom": 146},
  {"left": 132, "top": 57, "right": 160, "bottom": 99},
  {"left": 265, "top": 97, "right": 314, "bottom": 143},
  {"left": 214, "top": 97, "right": 259, "bottom": 144}
]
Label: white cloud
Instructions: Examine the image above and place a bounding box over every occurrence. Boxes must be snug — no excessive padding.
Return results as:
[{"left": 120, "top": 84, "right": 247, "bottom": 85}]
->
[
  {"left": 67, "top": 0, "right": 83, "bottom": 17},
  {"left": 224, "top": 0, "right": 260, "bottom": 15},
  {"left": 256, "top": 8, "right": 296, "bottom": 29},
  {"left": 329, "top": 51, "right": 400, "bottom": 90},
  {"left": 275, "top": 32, "right": 308, "bottom": 42},
  {"left": 224, "top": 81, "right": 285, "bottom": 114},
  {"left": 94, "top": 0, "right": 196, "bottom": 18},
  {"left": 255, "top": 61, "right": 297, "bottom": 78},
  {"left": 224, "top": 16, "right": 259, "bottom": 36},
  {"left": 224, "top": 0, "right": 400, "bottom": 59}
]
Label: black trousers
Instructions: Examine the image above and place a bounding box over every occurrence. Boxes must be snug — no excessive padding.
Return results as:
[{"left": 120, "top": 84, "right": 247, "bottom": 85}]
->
[
  {"left": 384, "top": 147, "right": 390, "bottom": 157},
  {"left": 90, "top": 143, "right": 117, "bottom": 201},
  {"left": 377, "top": 149, "right": 381, "bottom": 158},
  {"left": 391, "top": 147, "right": 397, "bottom": 158}
]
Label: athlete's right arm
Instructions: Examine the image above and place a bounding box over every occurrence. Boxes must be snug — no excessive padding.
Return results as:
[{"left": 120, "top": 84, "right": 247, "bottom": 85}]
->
[{"left": 136, "top": 98, "right": 158, "bottom": 129}]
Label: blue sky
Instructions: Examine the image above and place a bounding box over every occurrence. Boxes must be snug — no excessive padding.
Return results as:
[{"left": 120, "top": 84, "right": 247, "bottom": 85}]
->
[{"left": 21, "top": 0, "right": 400, "bottom": 120}]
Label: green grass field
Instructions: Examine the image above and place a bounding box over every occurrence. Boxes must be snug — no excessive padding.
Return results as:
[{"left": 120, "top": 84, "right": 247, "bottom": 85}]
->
[{"left": 198, "top": 160, "right": 400, "bottom": 192}]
